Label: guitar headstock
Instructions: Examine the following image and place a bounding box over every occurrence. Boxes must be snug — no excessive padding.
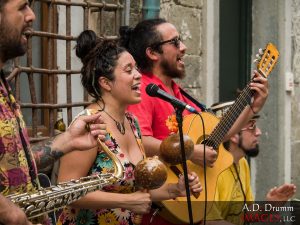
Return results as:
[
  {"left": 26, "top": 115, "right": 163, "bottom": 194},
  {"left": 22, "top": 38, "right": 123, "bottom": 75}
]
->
[{"left": 254, "top": 43, "right": 279, "bottom": 78}]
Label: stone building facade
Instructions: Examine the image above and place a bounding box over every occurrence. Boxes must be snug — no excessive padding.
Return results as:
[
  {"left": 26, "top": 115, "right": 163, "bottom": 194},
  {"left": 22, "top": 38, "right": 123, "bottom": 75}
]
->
[{"left": 291, "top": 0, "right": 300, "bottom": 199}]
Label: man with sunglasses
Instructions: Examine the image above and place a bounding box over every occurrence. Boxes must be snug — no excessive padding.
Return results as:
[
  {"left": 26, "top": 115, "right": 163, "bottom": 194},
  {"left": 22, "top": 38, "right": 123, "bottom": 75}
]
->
[
  {"left": 205, "top": 102, "right": 296, "bottom": 225},
  {"left": 120, "top": 18, "right": 270, "bottom": 225}
]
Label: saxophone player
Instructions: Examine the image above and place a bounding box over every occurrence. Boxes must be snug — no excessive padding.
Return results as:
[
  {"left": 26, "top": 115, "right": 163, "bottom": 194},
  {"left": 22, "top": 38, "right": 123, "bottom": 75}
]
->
[{"left": 0, "top": 0, "right": 106, "bottom": 224}]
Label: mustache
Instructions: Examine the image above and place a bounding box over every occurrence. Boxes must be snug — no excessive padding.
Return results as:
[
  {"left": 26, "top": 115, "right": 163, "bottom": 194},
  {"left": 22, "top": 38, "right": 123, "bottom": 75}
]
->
[{"left": 23, "top": 26, "right": 34, "bottom": 37}]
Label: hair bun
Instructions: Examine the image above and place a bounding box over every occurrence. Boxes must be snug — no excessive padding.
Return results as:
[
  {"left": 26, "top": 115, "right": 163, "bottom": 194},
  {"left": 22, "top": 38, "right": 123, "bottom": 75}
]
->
[
  {"left": 75, "top": 30, "right": 97, "bottom": 62},
  {"left": 119, "top": 26, "right": 133, "bottom": 48}
]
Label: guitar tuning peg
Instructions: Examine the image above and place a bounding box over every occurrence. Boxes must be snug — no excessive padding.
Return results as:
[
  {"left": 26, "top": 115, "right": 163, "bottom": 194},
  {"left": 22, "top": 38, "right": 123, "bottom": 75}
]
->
[
  {"left": 258, "top": 48, "right": 264, "bottom": 55},
  {"left": 253, "top": 58, "right": 260, "bottom": 64}
]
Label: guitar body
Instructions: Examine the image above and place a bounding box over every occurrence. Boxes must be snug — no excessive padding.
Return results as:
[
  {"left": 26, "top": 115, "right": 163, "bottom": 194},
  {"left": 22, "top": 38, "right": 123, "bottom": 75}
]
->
[{"left": 159, "top": 112, "right": 234, "bottom": 224}]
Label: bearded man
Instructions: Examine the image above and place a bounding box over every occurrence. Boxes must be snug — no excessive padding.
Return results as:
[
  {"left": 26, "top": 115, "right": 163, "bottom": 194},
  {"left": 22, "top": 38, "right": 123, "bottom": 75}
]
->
[
  {"left": 205, "top": 101, "right": 296, "bottom": 225},
  {"left": 0, "top": 1, "right": 106, "bottom": 224}
]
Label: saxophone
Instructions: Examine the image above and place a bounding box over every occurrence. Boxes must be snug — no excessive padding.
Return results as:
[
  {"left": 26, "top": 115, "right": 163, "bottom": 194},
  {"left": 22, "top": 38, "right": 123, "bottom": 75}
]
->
[{"left": 7, "top": 109, "right": 124, "bottom": 220}]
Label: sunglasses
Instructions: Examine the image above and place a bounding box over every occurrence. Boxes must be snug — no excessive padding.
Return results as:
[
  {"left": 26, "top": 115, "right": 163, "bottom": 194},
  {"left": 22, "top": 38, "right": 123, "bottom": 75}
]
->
[
  {"left": 241, "top": 121, "right": 257, "bottom": 131},
  {"left": 151, "top": 36, "right": 182, "bottom": 49}
]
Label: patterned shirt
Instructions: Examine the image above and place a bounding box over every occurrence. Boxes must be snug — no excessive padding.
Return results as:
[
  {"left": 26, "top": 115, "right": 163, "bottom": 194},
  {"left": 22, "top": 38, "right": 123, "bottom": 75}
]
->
[
  {"left": 0, "top": 71, "right": 38, "bottom": 195},
  {"left": 57, "top": 112, "right": 145, "bottom": 225}
]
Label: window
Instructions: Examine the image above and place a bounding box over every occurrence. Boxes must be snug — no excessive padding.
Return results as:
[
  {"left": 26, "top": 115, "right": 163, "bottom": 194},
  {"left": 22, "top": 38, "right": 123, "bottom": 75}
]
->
[{"left": 6, "top": 0, "right": 123, "bottom": 142}]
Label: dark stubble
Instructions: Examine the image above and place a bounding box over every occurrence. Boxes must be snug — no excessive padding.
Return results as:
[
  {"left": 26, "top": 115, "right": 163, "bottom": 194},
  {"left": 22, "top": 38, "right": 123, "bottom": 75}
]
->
[
  {"left": 0, "top": 14, "right": 27, "bottom": 62},
  {"left": 160, "top": 55, "right": 185, "bottom": 79},
  {"left": 238, "top": 135, "right": 260, "bottom": 158}
]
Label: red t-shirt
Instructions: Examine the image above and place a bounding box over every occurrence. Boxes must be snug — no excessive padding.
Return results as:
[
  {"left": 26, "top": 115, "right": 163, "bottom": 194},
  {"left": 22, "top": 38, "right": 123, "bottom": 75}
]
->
[{"left": 127, "top": 73, "right": 201, "bottom": 140}]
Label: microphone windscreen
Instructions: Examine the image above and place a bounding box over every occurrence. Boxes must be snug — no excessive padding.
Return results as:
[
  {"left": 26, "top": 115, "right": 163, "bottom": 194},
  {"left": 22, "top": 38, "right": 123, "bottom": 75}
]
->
[{"left": 146, "top": 83, "right": 159, "bottom": 97}]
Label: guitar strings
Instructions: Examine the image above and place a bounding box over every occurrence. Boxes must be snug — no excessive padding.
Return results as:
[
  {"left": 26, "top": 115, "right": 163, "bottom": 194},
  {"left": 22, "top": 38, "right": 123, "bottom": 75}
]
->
[{"left": 207, "top": 84, "right": 253, "bottom": 148}]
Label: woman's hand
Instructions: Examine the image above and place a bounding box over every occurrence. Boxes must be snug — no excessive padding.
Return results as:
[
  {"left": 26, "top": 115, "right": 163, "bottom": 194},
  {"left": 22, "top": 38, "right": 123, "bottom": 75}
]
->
[{"left": 125, "top": 190, "right": 152, "bottom": 214}]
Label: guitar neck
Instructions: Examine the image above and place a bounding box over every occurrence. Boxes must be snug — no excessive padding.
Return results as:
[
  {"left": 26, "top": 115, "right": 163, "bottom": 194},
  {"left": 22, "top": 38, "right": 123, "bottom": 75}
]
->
[{"left": 207, "top": 84, "right": 253, "bottom": 148}]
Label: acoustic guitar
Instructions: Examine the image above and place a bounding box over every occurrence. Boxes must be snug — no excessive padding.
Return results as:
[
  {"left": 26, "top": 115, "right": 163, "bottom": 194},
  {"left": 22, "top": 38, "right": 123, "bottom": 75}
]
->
[{"left": 159, "top": 43, "right": 279, "bottom": 224}]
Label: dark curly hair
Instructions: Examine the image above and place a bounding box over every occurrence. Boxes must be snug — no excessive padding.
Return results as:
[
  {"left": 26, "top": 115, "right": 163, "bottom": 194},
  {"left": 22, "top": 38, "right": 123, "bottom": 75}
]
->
[
  {"left": 119, "top": 18, "right": 167, "bottom": 72},
  {"left": 75, "top": 30, "right": 126, "bottom": 99}
]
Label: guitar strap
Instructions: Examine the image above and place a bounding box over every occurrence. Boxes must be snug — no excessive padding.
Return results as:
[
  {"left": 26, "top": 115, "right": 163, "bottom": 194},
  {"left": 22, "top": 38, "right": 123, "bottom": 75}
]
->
[{"left": 179, "top": 88, "right": 207, "bottom": 112}]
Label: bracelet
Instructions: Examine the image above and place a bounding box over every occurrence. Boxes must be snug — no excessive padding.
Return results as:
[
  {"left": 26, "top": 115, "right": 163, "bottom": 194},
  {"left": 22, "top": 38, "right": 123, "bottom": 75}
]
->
[{"left": 249, "top": 105, "right": 257, "bottom": 114}]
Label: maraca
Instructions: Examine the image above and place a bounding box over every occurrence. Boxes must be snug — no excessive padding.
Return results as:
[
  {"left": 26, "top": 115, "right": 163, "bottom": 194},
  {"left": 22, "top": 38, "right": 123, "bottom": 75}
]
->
[
  {"left": 160, "top": 133, "right": 194, "bottom": 165},
  {"left": 159, "top": 133, "right": 200, "bottom": 199},
  {"left": 133, "top": 156, "right": 168, "bottom": 225}
]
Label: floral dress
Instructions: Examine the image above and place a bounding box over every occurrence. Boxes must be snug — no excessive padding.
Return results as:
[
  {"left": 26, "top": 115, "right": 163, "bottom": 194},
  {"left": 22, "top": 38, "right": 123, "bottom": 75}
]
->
[{"left": 57, "top": 112, "right": 145, "bottom": 225}]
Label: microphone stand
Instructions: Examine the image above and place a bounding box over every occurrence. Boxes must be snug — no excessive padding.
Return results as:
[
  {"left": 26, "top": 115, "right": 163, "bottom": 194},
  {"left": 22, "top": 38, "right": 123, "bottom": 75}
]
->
[{"left": 175, "top": 107, "right": 194, "bottom": 225}]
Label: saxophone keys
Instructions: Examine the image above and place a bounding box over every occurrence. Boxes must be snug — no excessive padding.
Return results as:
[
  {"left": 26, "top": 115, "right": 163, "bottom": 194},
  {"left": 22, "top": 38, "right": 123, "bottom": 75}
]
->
[
  {"left": 56, "top": 198, "right": 63, "bottom": 205},
  {"left": 46, "top": 200, "right": 55, "bottom": 210},
  {"left": 37, "top": 201, "right": 46, "bottom": 209},
  {"left": 25, "top": 205, "right": 35, "bottom": 214}
]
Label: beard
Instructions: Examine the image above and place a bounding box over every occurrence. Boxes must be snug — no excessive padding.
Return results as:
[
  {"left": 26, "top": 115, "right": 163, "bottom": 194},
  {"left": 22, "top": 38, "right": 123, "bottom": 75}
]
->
[
  {"left": 238, "top": 136, "right": 260, "bottom": 158},
  {"left": 243, "top": 144, "right": 259, "bottom": 157},
  {"left": 160, "top": 56, "right": 185, "bottom": 79},
  {"left": 0, "top": 16, "right": 27, "bottom": 62}
]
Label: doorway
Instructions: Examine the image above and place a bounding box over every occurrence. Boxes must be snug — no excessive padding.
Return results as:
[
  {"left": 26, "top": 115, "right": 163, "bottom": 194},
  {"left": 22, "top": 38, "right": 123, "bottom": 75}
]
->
[{"left": 219, "top": 0, "right": 252, "bottom": 101}]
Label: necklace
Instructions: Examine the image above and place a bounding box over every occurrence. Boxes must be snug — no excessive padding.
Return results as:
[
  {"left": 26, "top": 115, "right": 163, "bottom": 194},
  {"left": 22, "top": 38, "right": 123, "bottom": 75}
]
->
[
  {"left": 95, "top": 100, "right": 126, "bottom": 135},
  {"left": 229, "top": 164, "right": 239, "bottom": 181},
  {"left": 231, "top": 163, "right": 246, "bottom": 204},
  {"left": 103, "top": 110, "right": 126, "bottom": 135}
]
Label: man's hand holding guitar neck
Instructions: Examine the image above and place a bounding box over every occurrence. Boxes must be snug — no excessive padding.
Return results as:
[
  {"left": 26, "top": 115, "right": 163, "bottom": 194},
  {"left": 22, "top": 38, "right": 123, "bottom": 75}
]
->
[
  {"left": 249, "top": 70, "right": 269, "bottom": 113},
  {"left": 222, "top": 70, "right": 269, "bottom": 142},
  {"left": 187, "top": 70, "right": 269, "bottom": 168}
]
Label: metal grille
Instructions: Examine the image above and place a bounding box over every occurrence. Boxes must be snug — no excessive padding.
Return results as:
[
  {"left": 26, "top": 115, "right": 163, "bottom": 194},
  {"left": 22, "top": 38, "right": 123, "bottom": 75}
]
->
[{"left": 7, "top": 0, "right": 123, "bottom": 142}]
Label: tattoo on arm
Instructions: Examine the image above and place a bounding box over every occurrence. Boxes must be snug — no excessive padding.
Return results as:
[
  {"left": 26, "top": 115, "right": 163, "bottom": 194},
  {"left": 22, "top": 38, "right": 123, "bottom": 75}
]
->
[
  {"left": 31, "top": 137, "right": 65, "bottom": 174},
  {"left": 49, "top": 149, "right": 64, "bottom": 160}
]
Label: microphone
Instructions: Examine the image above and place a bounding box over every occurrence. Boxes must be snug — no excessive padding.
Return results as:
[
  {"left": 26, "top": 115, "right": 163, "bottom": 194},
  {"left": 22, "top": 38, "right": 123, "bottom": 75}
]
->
[{"left": 146, "top": 83, "right": 198, "bottom": 113}]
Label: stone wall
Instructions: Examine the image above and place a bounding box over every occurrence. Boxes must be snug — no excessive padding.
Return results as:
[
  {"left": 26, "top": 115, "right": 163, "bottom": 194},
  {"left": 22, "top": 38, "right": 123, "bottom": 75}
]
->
[
  {"left": 129, "top": 0, "right": 205, "bottom": 101},
  {"left": 251, "top": 0, "right": 283, "bottom": 200},
  {"left": 291, "top": 0, "right": 300, "bottom": 198}
]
